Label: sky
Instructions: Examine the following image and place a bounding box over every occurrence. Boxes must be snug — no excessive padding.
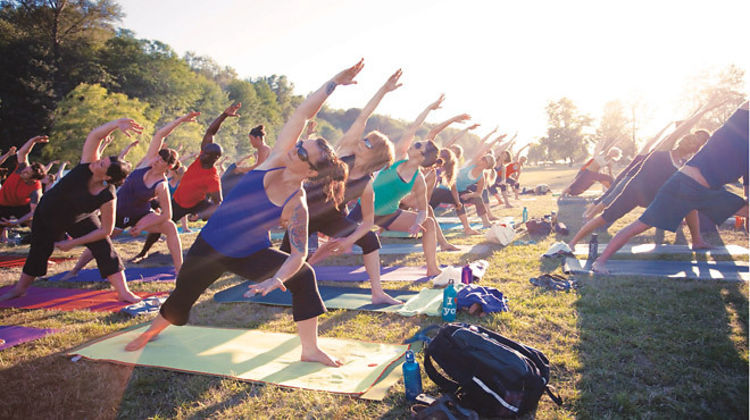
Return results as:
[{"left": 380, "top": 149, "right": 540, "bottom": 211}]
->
[{"left": 117, "top": 0, "right": 748, "bottom": 145}]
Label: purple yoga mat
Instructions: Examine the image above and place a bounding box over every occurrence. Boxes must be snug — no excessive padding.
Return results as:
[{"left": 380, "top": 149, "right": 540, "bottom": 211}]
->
[
  {"left": 0, "top": 325, "right": 58, "bottom": 350},
  {"left": 48, "top": 266, "right": 176, "bottom": 282},
  {"left": 313, "top": 265, "right": 430, "bottom": 282}
]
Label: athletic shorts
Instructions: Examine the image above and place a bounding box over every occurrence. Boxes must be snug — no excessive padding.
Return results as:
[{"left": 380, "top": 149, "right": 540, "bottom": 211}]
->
[
  {"left": 639, "top": 172, "right": 746, "bottom": 232},
  {"left": 348, "top": 203, "right": 402, "bottom": 230},
  {"left": 115, "top": 210, "right": 152, "bottom": 229},
  {"left": 0, "top": 204, "right": 31, "bottom": 221}
]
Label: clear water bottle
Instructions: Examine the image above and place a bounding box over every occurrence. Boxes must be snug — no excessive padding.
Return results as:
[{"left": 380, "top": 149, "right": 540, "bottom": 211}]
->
[
  {"left": 588, "top": 233, "right": 599, "bottom": 263},
  {"left": 402, "top": 350, "right": 423, "bottom": 401},
  {"left": 522, "top": 207, "right": 528, "bottom": 223},
  {"left": 442, "top": 280, "right": 457, "bottom": 322}
]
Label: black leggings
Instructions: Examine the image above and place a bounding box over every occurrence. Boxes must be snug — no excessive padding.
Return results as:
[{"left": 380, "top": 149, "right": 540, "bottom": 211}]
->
[
  {"left": 430, "top": 186, "right": 488, "bottom": 216},
  {"left": 280, "top": 210, "right": 380, "bottom": 255},
  {"left": 23, "top": 214, "right": 123, "bottom": 278},
  {"left": 160, "top": 235, "right": 325, "bottom": 325}
]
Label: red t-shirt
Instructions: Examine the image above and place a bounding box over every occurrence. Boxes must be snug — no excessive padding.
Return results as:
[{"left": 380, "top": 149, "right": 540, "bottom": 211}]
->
[
  {"left": 173, "top": 157, "right": 220, "bottom": 208},
  {"left": 505, "top": 162, "right": 521, "bottom": 178},
  {"left": 0, "top": 163, "right": 42, "bottom": 207}
]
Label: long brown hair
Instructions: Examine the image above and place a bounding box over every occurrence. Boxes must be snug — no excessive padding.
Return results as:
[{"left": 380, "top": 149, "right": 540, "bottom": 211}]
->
[
  {"left": 309, "top": 138, "right": 348, "bottom": 210},
  {"left": 361, "top": 131, "right": 394, "bottom": 174},
  {"left": 439, "top": 148, "right": 458, "bottom": 186}
]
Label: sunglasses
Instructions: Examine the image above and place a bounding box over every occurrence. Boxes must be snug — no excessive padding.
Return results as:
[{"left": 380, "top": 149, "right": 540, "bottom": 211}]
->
[
  {"left": 362, "top": 137, "right": 373, "bottom": 149},
  {"left": 296, "top": 141, "right": 317, "bottom": 170}
]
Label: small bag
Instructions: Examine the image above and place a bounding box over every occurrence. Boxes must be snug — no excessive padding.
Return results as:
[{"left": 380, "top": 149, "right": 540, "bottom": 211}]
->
[
  {"left": 525, "top": 218, "right": 552, "bottom": 236},
  {"left": 424, "top": 323, "right": 562, "bottom": 418}
]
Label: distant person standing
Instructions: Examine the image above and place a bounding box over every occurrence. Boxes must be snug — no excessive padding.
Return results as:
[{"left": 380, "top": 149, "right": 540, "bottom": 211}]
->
[{"left": 221, "top": 123, "right": 271, "bottom": 195}]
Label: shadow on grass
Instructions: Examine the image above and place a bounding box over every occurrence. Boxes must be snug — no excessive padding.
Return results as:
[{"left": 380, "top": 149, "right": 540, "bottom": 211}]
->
[{"left": 574, "top": 276, "right": 748, "bottom": 417}]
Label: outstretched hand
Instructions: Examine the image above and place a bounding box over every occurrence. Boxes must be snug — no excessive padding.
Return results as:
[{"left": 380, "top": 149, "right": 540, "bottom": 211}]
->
[
  {"left": 468, "top": 123, "right": 480, "bottom": 130},
  {"left": 31, "top": 135, "right": 49, "bottom": 144},
  {"left": 384, "top": 69, "right": 404, "bottom": 92},
  {"left": 54, "top": 239, "right": 75, "bottom": 252},
  {"left": 453, "top": 113, "right": 471, "bottom": 123},
  {"left": 428, "top": 94, "right": 446, "bottom": 111},
  {"left": 116, "top": 119, "right": 144, "bottom": 137},
  {"left": 181, "top": 111, "right": 201, "bottom": 122},
  {"left": 332, "top": 59, "right": 365, "bottom": 86},
  {"left": 224, "top": 103, "right": 241, "bottom": 117},
  {"left": 408, "top": 222, "right": 426, "bottom": 236},
  {"left": 244, "top": 277, "right": 287, "bottom": 297}
]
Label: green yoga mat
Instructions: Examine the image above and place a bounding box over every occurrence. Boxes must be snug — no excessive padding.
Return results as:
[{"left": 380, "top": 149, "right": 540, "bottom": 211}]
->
[
  {"left": 68, "top": 324, "right": 409, "bottom": 397},
  {"left": 214, "top": 283, "right": 448, "bottom": 316}
]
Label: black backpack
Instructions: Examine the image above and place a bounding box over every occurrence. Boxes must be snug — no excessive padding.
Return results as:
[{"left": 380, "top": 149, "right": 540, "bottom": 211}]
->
[{"left": 423, "top": 323, "right": 562, "bottom": 418}]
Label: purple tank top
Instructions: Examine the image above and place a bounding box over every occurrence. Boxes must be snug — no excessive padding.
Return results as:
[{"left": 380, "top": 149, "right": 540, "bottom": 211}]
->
[
  {"left": 201, "top": 167, "right": 296, "bottom": 257},
  {"left": 117, "top": 167, "right": 165, "bottom": 218}
]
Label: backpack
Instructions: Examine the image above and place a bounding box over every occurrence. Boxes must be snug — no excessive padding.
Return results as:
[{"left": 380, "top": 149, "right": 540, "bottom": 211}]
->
[
  {"left": 525, "top": 218, "right": 552, "bottom": 236},
  {"left": 423, "top": 323, "right": 562, "bottom": 418}
]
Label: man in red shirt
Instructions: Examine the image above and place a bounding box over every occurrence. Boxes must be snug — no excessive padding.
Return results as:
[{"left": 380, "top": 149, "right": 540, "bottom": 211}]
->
[
  {"left": 132, "top": 105, "right": 236, "bottom": 262},
  {"left": 0, "top": 136, "right": 48, "bottom": 242}
]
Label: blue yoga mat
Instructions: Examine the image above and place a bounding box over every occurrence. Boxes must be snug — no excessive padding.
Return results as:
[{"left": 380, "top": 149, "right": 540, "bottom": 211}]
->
[
  {"left": 214, "top": 283, "right": 417, "bottom": 312},
  {"left": 48, "top": 266, "right": 176, "bottom": 282},
  {"left": 563, "top": 257, "right": 749, "bottom": 282}
]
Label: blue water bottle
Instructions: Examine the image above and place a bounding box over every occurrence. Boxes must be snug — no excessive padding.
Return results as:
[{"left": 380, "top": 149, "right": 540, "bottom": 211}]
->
[
  {"left": 402, "top": 350, "right": 423, "bottom": 401},
  {"left": 522, "top": 206, "right": 528, "bottom": 223},
  {"left": 442, "top": 280, "right": 457, "bottom": 322}
]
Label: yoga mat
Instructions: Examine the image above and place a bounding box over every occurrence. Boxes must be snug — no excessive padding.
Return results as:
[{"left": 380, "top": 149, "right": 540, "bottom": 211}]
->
[
  {"left": 48, "top": 266, "right": 176, "bottom": 282},
  {"left": 215, "top": 284, "right": 418, "bottom": 313},
  {"left": 563, "top": 257, "right": 750, "bottom": 282},
  {"left": 435, "top": 216, "right": 484, "bottom": 225},
  {"left": 314, "top": 265, "right": 430, "bottom": 283},
  {"left": 68, "top": 324, "right": 409, "bottom": 397},
  {"left": 0, "top": 325, "right": 58, "bottom": 350},
  {"left": 572, "top": 243, "right": 750, "bottom": 257},
  {"left": 0, "top": 255, "right": 73, "bottom": 269},
  {"left": 0, "top": 286, "right": 169, "bottom": 312},
  {"left": 353, "top": 243, "right": 490, "bottom": 255}
]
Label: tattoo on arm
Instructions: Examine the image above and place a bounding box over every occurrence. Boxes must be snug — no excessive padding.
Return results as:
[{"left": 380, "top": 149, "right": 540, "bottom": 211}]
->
[
  {"left": 326, "top": 81, "right": 337, "bottom": 96},
  {"left": 288, "top": 203, "right": 308, "bottom": 254}
]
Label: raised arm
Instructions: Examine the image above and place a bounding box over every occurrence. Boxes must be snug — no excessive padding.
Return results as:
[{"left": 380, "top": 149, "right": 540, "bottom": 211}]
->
[
  {"left": 426, "top": 113, "right": 471, "bottom": 141},
  {"left": 467, "top": 128, "right": 501, "bottom": 164},
  {"left": 394, "top": 94, "right": 445, "bottom": 159},
  {"left": 82, "top": 118, "right": 143, "bottom": 164},
  {"left": 0, "top": 147, "right": 17, "bottom": 167},
  {"left": 144, "top": 111, "right": 200, "bottom": 164},
  {"left": 336, "top": 68, "right": 403, "bottom": 155},
  {"left": 444, "top": 124, "right": 480, "bottom": 148},
  {"left": 653, "top": 97, "right": 729, "bottom": 151},
  {"left": 56, "top": 161, "right": 68, "bottom": 179},
  {"left": 17, "top": 136, "right": 48, "bottom": 165},
  {"left": 514, "top": 143, "right": 531, "bottom": 161},
  {"left": 202, "top": 103, "right": 241, "bottom": 150},
  {"left": 263, "top": 59, "right": 364, "bottom": 168},
  {"left": 119, "top": 140, "right": 140, "bottom": 160},
  {"left": 43, "top": 159, "right": 59, "bottom": 174}
]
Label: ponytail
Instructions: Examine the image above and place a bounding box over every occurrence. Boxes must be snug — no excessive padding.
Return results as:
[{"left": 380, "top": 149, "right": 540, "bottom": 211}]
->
[{"left": 309, "top": 138, "right": 349, "bottom": 210}]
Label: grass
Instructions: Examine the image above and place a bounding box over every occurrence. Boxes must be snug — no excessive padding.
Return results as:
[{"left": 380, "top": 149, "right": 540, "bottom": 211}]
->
[{"left": 0, "top": 165, "right": 747, "bottom": 419}]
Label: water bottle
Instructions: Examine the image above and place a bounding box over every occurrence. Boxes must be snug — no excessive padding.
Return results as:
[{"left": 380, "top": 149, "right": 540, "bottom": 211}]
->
[
  {"left": 522, "top": 207, "right": 528, "bottom": 223},
  {"left": 588, "top": 233, "right": 599, "bottom": 263},
  {"left": 442, "top": 280, "right": 457, "bottom": 322},
  {"left": 461, "top": 265, "right": 472, "bottom": 285},
  {"left": 402, "top": 350, "right": 423, "bottom": 401}
]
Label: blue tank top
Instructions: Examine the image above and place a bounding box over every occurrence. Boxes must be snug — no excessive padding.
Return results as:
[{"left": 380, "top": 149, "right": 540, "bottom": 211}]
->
[
  {"left": 117, "top": 167, "right": 165, "bottom": 218},
  {"left": 201, "top": 167, "right": 296, "bottom": 257},
  {"left": 455, "top": 165, "right": 482, "bottom": 192}
]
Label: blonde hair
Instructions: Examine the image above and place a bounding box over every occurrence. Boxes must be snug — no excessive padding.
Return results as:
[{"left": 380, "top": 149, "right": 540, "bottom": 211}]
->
[
  {"left": 449, "top": 144, "right": 464, "bottom": 161},
  {"left": 361, "top": 131, "right": 394, "bottom": 174},
  {"left": 439, "top": 148, "right": 458, "bottom": 186}
]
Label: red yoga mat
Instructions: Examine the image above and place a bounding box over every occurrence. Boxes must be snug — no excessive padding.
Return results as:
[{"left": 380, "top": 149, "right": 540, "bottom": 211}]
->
[
  {"left": 0, "top": 255, "right": 74, "bottom": 269},
  {"left": 0, "top": 286, "right": 169, "bottom": 312}
]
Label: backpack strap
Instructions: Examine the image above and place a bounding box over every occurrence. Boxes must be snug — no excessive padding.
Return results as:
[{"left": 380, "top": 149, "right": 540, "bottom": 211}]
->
[
  {"left": 545, "top": 385, "right": 563, "bottom": 405},
  {"left": 423, "top": 347, "right": 459, "bottom": 393}
]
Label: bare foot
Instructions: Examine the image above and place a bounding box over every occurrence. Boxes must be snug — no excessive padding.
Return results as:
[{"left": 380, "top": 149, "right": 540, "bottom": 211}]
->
[
  {"left": 130, "top": 254, "right": 147, "bottom": 264},
  {"left": 125, "top": 331, "right": 158, "bottom": 351},
  {"left": 440, "top": 243, "right": 461, "bottom": 252},
  {"left": 504, "top": 204, "right": 515, "bottom": 209},
  {"left": 426, "top": 268, "right": 442, "bottom": 277},
  {"left": 464, "top": 228, "right": 482, "bottom": 236},
  {"left": 591, "top": 260, "right": 609, "bottom": 274},
  {"left": 301, "top": 348, "right": 343, "bottom": 367},
  {"left": 118, "top": 292, "right": 142, "bottom": 304},
  {"left": 691, "top": 241, "right": 713, "bottom": 250},
  {"left": 371, "top": 292, "right": 403, "bottom": 305},
  {"left": 59, "top": 270, "right": 79, "bottom": 281},
  {"left": 0, "top": 287, "right": 26, "bottom": 302},
  {"left": 487, "top": 214, "right": 499, "bottom": 221}
]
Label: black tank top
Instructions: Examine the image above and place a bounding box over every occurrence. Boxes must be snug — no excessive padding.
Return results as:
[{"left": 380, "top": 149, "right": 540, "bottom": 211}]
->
[{"left": 37, "top": 163, "right": 116, "bottom": 225}]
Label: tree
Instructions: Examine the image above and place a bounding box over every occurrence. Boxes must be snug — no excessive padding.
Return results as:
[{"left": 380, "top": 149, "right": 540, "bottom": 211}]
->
[
  {"left": 538, "top": 98, "right": 592, "bottom": 164},
  {"left": 682, "top": 64, "right": 746, "bottom": 131},
  {"left": 45, "top": 83, "right": 154, "bottom": 163},
  {"left": 594, "top": 100, "right": 634, "bottom": 160}
]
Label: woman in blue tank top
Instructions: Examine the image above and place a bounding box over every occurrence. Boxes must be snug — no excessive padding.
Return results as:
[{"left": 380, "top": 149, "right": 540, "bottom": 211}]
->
[
  {"left": 125, "top": 61, "right": 359, "bottom": 367},
  {"left": 60, "top": 113, "right": 199, "bottom": 280}
]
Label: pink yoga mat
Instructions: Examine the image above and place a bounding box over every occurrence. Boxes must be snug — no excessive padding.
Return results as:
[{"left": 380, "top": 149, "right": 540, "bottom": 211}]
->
[
  {"left": 0, "top": 325, "right": 59, "bottom": 350},
  {"left": 313, "top": 265, "right": 430, "bottom": 282},
  {"left": 0, "top": 286, "right": 168, "bottom": 312}
]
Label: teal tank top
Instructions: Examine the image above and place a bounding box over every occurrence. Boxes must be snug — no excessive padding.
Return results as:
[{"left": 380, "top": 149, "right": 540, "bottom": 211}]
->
[
  {"left": 371, "top": 159, "right": 419, "bottom": 216},
  {"left": 455, "top": 165, "right": 482, "bottom": 192}
]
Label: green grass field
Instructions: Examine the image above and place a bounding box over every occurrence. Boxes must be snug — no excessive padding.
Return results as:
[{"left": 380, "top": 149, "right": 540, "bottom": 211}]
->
[{"left": 0, "top": 166, "right": 747, "bottom": 419}]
